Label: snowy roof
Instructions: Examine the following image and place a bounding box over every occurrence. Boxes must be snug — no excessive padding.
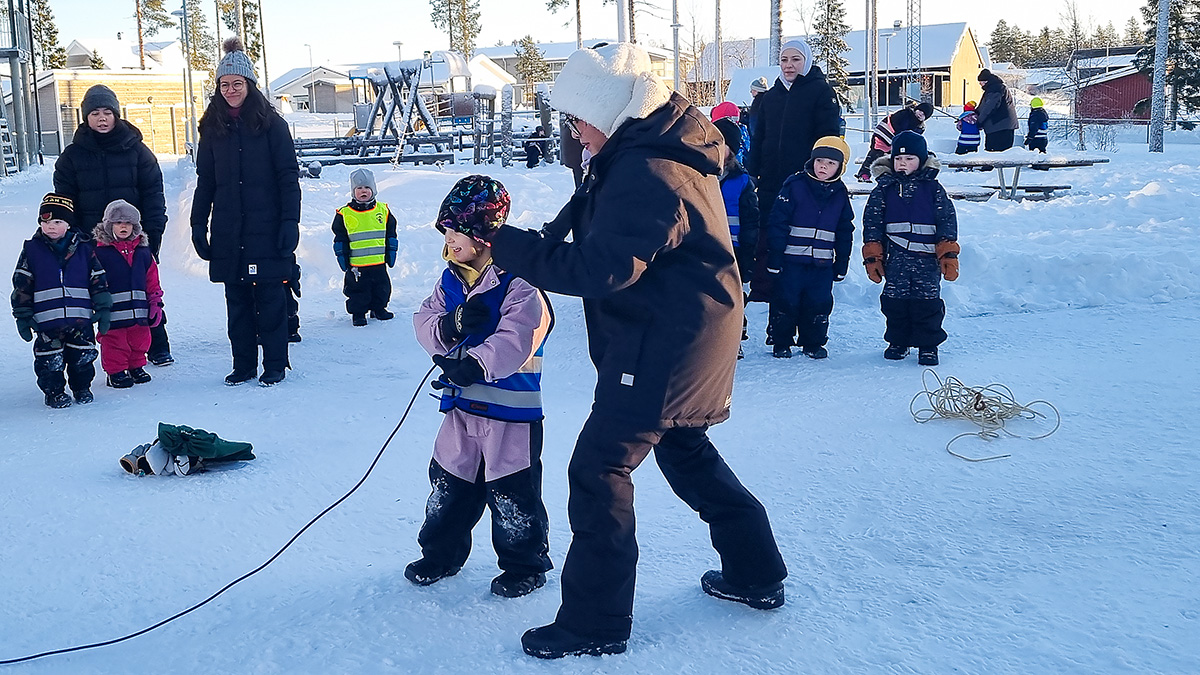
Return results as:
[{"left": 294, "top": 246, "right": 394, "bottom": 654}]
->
[
  {"left": 693, "top": 23, "right": 980, "bottom": 79},
  {"left": 468, "top": 54, "right": 516, "bottom": 90},
  {"left": 1078, "top": 65, "right": 1146, "bottom": 89},
  {"left": 270, "top": 66, "right": 351, "bottom": 95},
  {"left": 723, "top": 67, "right": 783, "bottom": 107},
  {"left": 64, "top": 38, "right": 186, "bottom": 71}
]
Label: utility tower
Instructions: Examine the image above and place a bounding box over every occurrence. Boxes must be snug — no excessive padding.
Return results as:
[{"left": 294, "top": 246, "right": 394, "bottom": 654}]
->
[{"left": 906, "top": 0, "right": 927, "bottom": 101}]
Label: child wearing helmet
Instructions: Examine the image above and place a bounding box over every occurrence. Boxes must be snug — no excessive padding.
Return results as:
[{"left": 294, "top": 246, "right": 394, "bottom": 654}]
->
[
  {"left": 409, "top": 175, "right": 555, "bottom": 599},
  {"left": 763, "top": 136, "right": 855, "bottom": 359},
  {"left": 1025, "top": 98, "right": 1049, "bottom": 153},
  {"left": 955, "top": 101, "right": 981, "bottom": 155}
]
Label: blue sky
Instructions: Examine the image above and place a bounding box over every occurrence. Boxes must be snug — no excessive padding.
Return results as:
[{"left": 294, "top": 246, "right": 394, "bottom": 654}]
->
[{"left": 51, "top": 0, "right": 1145, "bottom": 77}]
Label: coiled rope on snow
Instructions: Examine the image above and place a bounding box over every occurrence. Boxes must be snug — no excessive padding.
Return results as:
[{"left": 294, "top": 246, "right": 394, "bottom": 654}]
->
[{"left": 910, "top": 369, "right": 1061, "bottom": 462}]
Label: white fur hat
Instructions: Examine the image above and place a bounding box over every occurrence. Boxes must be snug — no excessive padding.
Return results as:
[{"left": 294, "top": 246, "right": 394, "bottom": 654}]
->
[{"left": 551, "top": 43, "right": 672, "bottom": 137}]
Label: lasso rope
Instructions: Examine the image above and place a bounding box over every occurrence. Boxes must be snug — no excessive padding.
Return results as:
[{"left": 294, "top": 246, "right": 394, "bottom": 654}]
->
[{"left": 910, "top": 369, "right": 1061, "bottom": 462}]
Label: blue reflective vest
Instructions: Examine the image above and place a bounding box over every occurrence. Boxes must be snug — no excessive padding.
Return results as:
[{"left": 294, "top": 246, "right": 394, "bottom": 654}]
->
[
  {"left": 780, "top": 175, "right": 846, "bottom": 265},
  {"left": 719, "top": 172, "right": 751, "bottom": 248},
  {"left": 26, "top": 236, "right": 95, "bottom": 331},
  {"left": 94, "top": 245, "right": 152, "bottom": 329},
  {"left": 957, "top": 112, "right": 980, "bottom": 146},
  {"left": 883, "top": 180, "right": 938, "bottom": 256},
  {"left": 437, "top": 268, "right": 552, "bottom": 423}
]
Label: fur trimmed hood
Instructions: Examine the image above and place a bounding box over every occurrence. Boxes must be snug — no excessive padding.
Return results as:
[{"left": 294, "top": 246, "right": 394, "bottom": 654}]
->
[
  {"left": 870, "top": 152, "right": 942, "bottom": 181},
  {"left": 93, "top": 199, "right": 147, "bottom": 245},
  {"left": 550, "top": 43, "right": 673, "bottom": 137}
]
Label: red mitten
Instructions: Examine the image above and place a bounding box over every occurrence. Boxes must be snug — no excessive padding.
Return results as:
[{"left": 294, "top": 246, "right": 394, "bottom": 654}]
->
[
  {"left": 862, "top": 242, "right": 885, "bottom": 284},
  {"left": 149, "top": 302, "right": 164, "bottom": 328},
  {"left": 936, "top": 240, "right": 960, "bottom": 282}
]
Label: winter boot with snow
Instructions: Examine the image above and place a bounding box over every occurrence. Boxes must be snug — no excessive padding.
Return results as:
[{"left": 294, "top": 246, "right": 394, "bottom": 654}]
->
[
  {"left": 259, "top": 369, "right": 286, "bottom": 387},
  {"left": 491, "top": 571, "right": 546, "bottom": 598},
  {"left": 884, "top": 344, "right": 909, "bottom": 360},
  {"left": 352, "top": 313, "right": 368, "bottom": 327},
  {"left": 404, "top": 558, "right": 462, "bottom": 586},
  {"left": 44, "top": 391, "right": 72, "bottom": 409},
  {"left": 918, "top": 347, "right": 939, "bottom": 366},
  {"left": 521, "top": 623, "right": 627, "bottom": 659},
  {"left": 370, "top": 308, "right": 395, "bottom": 321},
  {"left": 224, "top": 369, "right": 256, "bottom": 386},
  {"left": 107, "top": 370, "right": 135, "bottom": 389},
  {"left": 772, "top": 344, "right": 792, "bottom": 359},
  {"left": 129, "top": 367, "right": 152, "bottom": 384},
  {"left": 700, "top": 570, "right": 785, "bottom": 610},
  {"left": 73, "top": 388, "right": 94, "bottom": 404},
  {"left": 801, "top": 345, "right": 828, "bottom": 359},
  {"left": 148, "top": 352, "right": 175, "bottom": 367}
]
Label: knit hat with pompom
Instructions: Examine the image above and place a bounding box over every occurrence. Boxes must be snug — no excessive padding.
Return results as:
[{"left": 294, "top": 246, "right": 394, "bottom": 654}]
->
[{"left": 216, "top": 37, "right": 257, "bottom": 84}]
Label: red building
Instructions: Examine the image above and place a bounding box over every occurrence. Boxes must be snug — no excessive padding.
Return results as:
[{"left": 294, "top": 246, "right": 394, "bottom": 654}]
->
[{"left": 1076, "top": 68, "right": 1152, "bottom": 121}]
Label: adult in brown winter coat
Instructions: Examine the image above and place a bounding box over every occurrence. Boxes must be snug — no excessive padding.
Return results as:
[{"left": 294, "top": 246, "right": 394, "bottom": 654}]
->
[{"left": 481, "top": 42, "right": 787, "bottom": 661}]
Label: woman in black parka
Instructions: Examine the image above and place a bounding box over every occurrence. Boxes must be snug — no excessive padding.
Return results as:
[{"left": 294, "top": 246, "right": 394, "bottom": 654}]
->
[
  {"left": 975, "top": 69, "right": 1019, "bottom": 152},
  {"left": 190, "top": 38, "right": 301, "bottom": 387}
]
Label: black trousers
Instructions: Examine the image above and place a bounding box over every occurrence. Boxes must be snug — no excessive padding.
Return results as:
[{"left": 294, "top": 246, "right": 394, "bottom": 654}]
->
[
  {"left": 856, "top": 147, "right": 886, "bottom": 177},
  {"left": 417, "top": 421, "right": 551, "bottom": 576},
  {"left": 33, "top": 324, "right": 98, "bottom": 395},
  {"left": 772, "top": 264, "right": 835, "bottom": 348},
  {"left": 881, "top": 295, "right": 947, "bottom": 348},
  {"left": 984, "top": 129, "right": 1015, "bottom": 152},
  {"left": 955, "top": 143, "right": 979, "bottom": 155},
  {"left": 343, "top": 265, "right": 392, "bottom": 316},
  {"left": 1026, "top": 138, "right": 1048, "bottom": 153},
  {"left": 554, "top": 414, "right": 787, "bottom": 641},
  {"left": 148, "top": 312, "right": 171, "bottom": 360},
  {"left": 224, "top": 281, "right": 289, "bottom": 373}
]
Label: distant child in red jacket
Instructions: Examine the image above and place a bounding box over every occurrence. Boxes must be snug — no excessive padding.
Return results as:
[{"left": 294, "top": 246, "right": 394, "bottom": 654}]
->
[{"left": 93, "top": 200, "right": 163, "bottom": 388}]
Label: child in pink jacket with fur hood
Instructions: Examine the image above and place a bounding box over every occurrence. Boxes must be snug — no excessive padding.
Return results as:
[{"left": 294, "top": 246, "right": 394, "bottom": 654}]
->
[
  {"left": 409, "top": 175, "right": 554, "bottom": 599},
  {"left": 93, "top": 200, "right": 163, "bottom": 389}
]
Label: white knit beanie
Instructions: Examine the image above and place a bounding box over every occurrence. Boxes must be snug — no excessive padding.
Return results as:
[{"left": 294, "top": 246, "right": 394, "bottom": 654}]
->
[{"left": 550, "top": 43, "right": 672, "bottom": 137}]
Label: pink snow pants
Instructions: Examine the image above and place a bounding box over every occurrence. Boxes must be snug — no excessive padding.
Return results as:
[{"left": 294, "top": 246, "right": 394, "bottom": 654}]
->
[{"left": 98, "top": 325, "right": 152, "bottom": 374}]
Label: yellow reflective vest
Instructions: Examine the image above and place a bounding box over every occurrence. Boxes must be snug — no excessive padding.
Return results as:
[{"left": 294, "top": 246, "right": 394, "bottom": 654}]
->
[{"left": 338, "top": 203, "right": 390, "bottom": 267}]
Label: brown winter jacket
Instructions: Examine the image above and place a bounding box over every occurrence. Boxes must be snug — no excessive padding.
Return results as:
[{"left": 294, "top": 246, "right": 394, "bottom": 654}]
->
[{"left": 491, "top": 92, "right": 741, "bottom": 429}]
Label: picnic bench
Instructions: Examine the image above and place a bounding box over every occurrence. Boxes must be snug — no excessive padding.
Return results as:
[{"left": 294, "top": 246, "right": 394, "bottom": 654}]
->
[
  {"left": 848, "top": 184, "right": 997, "bottom": 202},
  {"left": 942, "top": 153, "right": 1110, "bottom": 200}
]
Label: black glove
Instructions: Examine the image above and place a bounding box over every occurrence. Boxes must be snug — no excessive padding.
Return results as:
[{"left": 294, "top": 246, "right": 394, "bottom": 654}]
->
[
  {"left": 16, "top": 316, "right": 35, "bottom": 342},
  {"left": 192, "top": 230, "right": 211, "bottom": 261},
  {"left": 278, "top": 224, "right": 299, "bottom": 254},
  {"left": 439, "top": 296, "right": 491, "bottom": 341},
  {"left": 432, "top": 354, "right": 485, "bottom": 388}
]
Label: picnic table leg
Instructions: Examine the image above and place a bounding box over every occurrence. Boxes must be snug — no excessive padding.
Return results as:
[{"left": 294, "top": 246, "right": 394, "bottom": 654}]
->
[
  {"left": 996, "top": 167, "right": 1010, "bottom": 199},
  {"left": 1009, "top": 166, "right": 1023, "bottom": 200}
]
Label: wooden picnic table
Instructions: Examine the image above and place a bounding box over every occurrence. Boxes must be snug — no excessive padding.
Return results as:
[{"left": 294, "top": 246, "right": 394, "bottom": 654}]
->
[
  {"left": 847, "top": 184, "right": 997, "bottom": 202},
  {"left": 941, "top": 153, "right": 1111, "bottom": 200}
]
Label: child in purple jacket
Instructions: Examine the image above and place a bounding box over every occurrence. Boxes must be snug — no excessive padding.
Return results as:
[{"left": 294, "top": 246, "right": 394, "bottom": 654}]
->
[{"left": 409, "top": 175, "right": 554, "bottom": 599}]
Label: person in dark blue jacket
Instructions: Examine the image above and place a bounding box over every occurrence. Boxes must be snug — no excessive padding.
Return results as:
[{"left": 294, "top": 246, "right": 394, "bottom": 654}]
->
[
  {"left": 1025, "top": 97, "right": 1049, "bottom": 153},
  {"left": 714, "top": 117, "right": 760, "bottom": 359},
  {"left": 861, "top": 131, "right": 959, "bottom": 366},
  {"left": 765, "top": 136, "right": 854, "bottom": 359},
  {"left": 190, "top": 38, "right": 301, "bottom": 387}
]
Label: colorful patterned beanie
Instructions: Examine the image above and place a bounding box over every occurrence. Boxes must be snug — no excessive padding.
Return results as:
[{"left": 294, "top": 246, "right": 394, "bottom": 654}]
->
[{"left": 435, "top": 175, "right": 511, "bottom": 239}]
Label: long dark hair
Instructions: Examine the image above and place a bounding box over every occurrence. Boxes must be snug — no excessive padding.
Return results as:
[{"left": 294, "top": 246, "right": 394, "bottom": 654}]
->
[{"left": 198, "top": 77, "right": 277, "bottom": 137}]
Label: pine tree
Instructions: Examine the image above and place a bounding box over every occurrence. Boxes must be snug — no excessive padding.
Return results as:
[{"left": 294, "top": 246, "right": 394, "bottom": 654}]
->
[
  {"left": 219, "top": 0, "right": 263, "bottom": 63},
  {"left": 988, "top": 20, "right": 1013, "bottom": 65},
  {"left": 89, "top": 50, "right": 107, "bottom": 69},
  {"left": 186, "top": 0, "right": 217, "bottom": 72},
  {"left": 513, "top": 35, "right": 551, "bottom": 104},
  {"left": 30, "top": 0, "right": 67, "bottom": 70},
  {"left": 1125, "top": 16, "right": 1145, "bottom": 44},
  {"left": 809, "top": 0, "right": 852, "bottom": 110},
  {"left": 135, "top": 0, "right": 175, "bottom": 69},
  {"left": 429, "top": 0, "right": 482, "bottom": 57},
  {"left": 1137, "top": 0, "right": 1200, "bottom": 121},
  {"left": 1092, "top": 21, "right": 1121, "bottom": 48}
]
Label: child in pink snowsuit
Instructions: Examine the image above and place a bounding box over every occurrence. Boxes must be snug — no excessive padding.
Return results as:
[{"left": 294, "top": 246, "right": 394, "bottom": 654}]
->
[
  {"left": 93, "top": 200, "right": 163, "bottom": 388},
  {"left": 409, "top": 175, "right": 554, "bottom": 599}
]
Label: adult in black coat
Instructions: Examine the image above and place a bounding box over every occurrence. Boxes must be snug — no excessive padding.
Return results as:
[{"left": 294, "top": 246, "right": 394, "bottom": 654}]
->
[
  {"left": 975, "top": 69, "right": 1019, "bottom": 151},
  {"left": 54, "top": 84, "right": 175, "bottom": 365},
  {"left": 746, "top": 39, "right": 842, "bottom": 303},
  {"left": 485, "top": 43, "right": 786, "bottom": 660},
  {"left": 190, "top": 39, "right": 301, "bottom": 387}
]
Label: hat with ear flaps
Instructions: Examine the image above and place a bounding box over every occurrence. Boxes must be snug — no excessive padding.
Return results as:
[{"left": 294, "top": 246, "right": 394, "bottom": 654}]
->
[
  {"left": 808, "top": 135, "right": 852, "bottom": 181},
  {"left": 550, "top": 42, "right": 673, "bottom": 137}
]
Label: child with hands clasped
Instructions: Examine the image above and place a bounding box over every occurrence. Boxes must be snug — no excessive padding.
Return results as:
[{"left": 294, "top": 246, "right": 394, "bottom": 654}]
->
[
  {"left": 861, "top": 131, "right": 959, "bottom": 366},
  {"left": 11, "top": 193, "right": 112, "bottom": 408},
  {"left": 410, "top": 175, "right": 555, "bottom": 599},
  {"left": 93, "top": 200, "right": 164, "bottom": 389},
  {"left": 764, "top": 136, "right": 854, "bottom": 359},
  {"left": 332, "top": 168, "right": 398, "bottom": 326}
]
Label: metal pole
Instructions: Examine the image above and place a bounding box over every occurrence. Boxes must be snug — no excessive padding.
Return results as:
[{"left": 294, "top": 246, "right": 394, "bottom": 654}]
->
[
  {"left": 671, "top": 0, "right": 680, "bottom": 92},
  {"left": 305, "top": 43, "right": 314, "bottom": 113},
  {"left": 616, "top": 0, "right": 627, "bottom": 42},
  {"left": 25, "top": 0, "right": 45, "bottom": 163},
  {"left": 259, "top": 0, "right": 270, "bottom": 98},
  {"left": 864, "top": 0, "right": 876, "bottom": 141},
  {"left": 1149, "top": 0, "right": 1170, "bottom": 152},
  {"left": 714, "top": 0, "right": 722, "bottom": 103}
]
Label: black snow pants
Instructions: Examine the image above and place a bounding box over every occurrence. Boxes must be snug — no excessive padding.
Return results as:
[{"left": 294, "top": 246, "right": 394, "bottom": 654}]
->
[
  {"left": 417, "top": 421, "right": 552, "bottom": 577},
  {"left": 343, "top": 265, "right": 392, "bottom": 316},
  {"left": 33, "top": 324, "right": 98, "bottom": 395},
  {"left": 771, "top": 263, "right": 835, "bottom": 349},
  {"left": 553, "top": 414, "right": 787, "bottom": 641},
  {"left": 880, "top": 296, "right": 947, "bottom": 349},
  {"left": 224, "top": 281, "right": 289, "bottom": 374}
]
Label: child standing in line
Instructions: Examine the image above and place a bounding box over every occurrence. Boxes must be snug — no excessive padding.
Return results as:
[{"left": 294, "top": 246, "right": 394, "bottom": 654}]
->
[
  {"left": 409, "top": 175, "right": 554, "bottom": 599},
  {"left": 955, "top": 101, "right": 981, "bottom": 154},
  {"left": 92, "top": 200, "right": 163, "bottom": 388},
  {"left": 713, "top": 116, "right": 760, "bottom": 360},
  {"left": 854, "top": 101, "right": 934, "bottom": 182},
  {"left": 861, "top": 131, "right": 959, "bottom": 366},
  {"left": 764, "top": 136, "right": 854, "bottom": 359},
  {"left": 11, "top": 193, "right": 112, "bottom": 408},
  {"left": 1025, "top": 98, "right": 1049, "bottom": 153},
  {"left": 332, "top": 168, "right": 397, "bottom": 326}
]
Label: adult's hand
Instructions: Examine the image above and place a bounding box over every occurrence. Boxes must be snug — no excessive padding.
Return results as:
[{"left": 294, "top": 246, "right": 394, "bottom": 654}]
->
[
  {"left": 278, "top": 224, "right": 299, "bottom": 254},
  {"left": 192, "top": 229, "right": 211, "bottom": 261}
]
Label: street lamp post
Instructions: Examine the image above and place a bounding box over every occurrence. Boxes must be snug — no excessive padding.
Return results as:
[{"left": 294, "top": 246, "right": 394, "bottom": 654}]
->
[
  {"left": 883, "top": 32, "right": 895, "bottom": 107},
  {"left": 304, "top": 43, "right": 315, "bottom": 113},
  {"left": 393, "top": 41, "right": 403, "bottom": 63},
  {"left": 171, "top": 6, "right": 197, "bottom": 153}
]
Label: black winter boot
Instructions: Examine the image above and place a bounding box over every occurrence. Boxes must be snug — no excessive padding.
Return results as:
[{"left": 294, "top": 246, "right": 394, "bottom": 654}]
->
[
  {"left": 918, "top": 347, "right": 939, "bottom": 366},
  {"left": 370, "top": 308, "right": 395, "bottom": 320},
  {"left": 403, "top": 558, "right": 461, "bottom": 586},
  {"left": 491, "top": 571, "right": 546, "bottom": 598},
  {"left": 73, "top": 389, "right": 94, "bottom": 404},
  {"left": 521, "top": 623, "right": 627, "bottom": 659},
  {"left": 700, "top": 570, "right": 785, "bottom": 610},
  {"left": 884, "top": 344, "right": 909, "bottom": 360},
  {"left": 148, "top": 352, "right": 175, "bottom": 366},
  {"left": 45, "top": 391, "right": 72, "bottom": 409},
  {"left": 801, "top": 345, "right": 828, "bottom": 359},
  {"left": 772, "top": 344, "right": 792, "bottom": 359},
  {"left": 106, "top": 370, "right": 135, "bottom": 389},
  {"left": 224, "top": 369, "right": 256, "bottom": 386},
  {"left": 259, "top": 369, "right": 286, "bottom": 387},
  {"left": 129, "top": 367, "right": 152, "bottom": 384},
  {"left": 352, "top": 313, "right": 368, "bottom": 327}
]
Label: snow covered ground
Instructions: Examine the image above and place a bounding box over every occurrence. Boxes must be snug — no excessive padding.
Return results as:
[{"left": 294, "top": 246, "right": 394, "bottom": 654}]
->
[{"left": 1, "top": 119, "right": 1197, "bottom": 674}]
